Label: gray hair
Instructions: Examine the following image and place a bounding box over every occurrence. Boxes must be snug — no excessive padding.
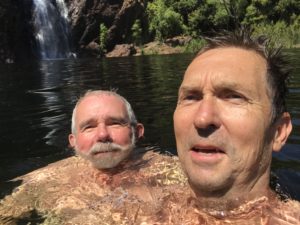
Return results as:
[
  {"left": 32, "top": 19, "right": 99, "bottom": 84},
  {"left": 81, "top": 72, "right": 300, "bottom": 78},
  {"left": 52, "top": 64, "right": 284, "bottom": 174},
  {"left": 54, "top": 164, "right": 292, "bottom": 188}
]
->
[{"left": 71, "top": 90, "right": 138, "bottom": 134}]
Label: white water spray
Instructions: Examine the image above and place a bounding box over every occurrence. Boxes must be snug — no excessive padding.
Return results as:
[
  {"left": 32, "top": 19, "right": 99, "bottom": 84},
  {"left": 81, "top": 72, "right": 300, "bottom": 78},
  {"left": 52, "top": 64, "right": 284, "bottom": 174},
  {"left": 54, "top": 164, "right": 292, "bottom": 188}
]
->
[{"left": 32, "top": 0, "right": 74, "bottom": 59}]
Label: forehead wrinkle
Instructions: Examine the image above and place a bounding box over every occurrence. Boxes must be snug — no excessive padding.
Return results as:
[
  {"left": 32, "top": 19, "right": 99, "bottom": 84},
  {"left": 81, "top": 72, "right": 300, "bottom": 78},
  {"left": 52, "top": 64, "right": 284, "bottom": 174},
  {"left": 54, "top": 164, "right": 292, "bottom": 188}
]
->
[
  {"left": 79, "top": 113, "right": 129, "bottom": 128},
  {"left": 213, "top": 79, "right": 257, "bottom": 96},
  {"left": 181, "top": 72, "right": 257, "bottom": 96}
]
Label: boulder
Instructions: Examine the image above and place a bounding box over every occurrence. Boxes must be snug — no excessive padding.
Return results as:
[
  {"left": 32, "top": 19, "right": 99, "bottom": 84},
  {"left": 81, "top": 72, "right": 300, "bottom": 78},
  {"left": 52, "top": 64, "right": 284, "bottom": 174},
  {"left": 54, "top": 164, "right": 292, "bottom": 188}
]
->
[
  {"left": 79, "top": 40, "right": 100, "bottom": 57},
  {"left": 106, "top": 44, "right": 136, "bottom": 57},
  {"left": 165, "top": 36, "right": 193, "bottom": 47}
]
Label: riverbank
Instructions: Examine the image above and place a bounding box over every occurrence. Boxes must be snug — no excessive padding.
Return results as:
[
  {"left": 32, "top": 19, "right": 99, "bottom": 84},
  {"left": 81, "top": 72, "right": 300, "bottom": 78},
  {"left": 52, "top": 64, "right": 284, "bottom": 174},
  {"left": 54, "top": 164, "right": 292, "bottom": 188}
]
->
[{"left": 102, "top": 36, "right": 199, "bottom": 58}]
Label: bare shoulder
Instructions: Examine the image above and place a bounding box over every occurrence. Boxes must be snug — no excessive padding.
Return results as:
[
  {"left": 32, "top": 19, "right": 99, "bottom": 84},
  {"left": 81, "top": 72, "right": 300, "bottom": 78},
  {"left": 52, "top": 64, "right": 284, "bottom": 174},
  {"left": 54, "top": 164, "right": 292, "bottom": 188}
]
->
[
  {"left": 270, "top": 199, "right": 300, "bottom": 224},
  {"left": 136, "top": 148, "right": 187, "bottom": 186},
  {"left": 0, "top": 149, "right": 188, "bottom": 224}
]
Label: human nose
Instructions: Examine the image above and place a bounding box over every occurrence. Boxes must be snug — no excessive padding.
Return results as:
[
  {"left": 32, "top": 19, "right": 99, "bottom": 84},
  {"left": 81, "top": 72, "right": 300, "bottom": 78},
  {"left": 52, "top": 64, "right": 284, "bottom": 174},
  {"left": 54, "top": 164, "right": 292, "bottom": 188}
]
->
[
  {"left": 193, "top": 96, "right": 221, "bottom": 133},
  {"left": 96, "top": 124, "right": 111, "bottom": 142}
]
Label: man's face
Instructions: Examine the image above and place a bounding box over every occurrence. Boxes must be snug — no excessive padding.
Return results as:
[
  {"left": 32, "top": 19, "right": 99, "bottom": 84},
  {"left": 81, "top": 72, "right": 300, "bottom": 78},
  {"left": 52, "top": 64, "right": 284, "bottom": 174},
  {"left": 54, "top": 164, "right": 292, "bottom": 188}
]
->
[
  {"left": 69, "top": 94, "right": 135, "bottom": 169},
  {"left": 174, "top": 47, "right": 279, "bottom": 197}
]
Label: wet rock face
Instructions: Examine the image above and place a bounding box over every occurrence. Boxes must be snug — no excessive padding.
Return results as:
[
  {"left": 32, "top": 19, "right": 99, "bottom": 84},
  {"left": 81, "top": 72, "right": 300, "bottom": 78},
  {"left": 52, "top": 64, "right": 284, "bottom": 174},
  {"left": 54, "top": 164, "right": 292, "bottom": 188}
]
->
[
  {"left": 0, "top": 0, "right": 37, "bottom": 63},
  {"left": 67, "top": 0, "right": 122, "bottom": 46},
  {"left": 67, "top": 0, "right": 146, "bottom": 56},
  {"left": 0, "top": 0, "right": 145, "bottom": 62}
]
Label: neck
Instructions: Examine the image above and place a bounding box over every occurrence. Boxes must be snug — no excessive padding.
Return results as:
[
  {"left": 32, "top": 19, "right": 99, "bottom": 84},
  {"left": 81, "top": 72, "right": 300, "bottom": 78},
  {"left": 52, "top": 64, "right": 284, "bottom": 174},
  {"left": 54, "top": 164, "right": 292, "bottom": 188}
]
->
[
  {"left": 189, "top": 185, "right": 277, "bottom": 215},
  {"left": 190, "top": 168, "right": 274, "bottom": 208}
]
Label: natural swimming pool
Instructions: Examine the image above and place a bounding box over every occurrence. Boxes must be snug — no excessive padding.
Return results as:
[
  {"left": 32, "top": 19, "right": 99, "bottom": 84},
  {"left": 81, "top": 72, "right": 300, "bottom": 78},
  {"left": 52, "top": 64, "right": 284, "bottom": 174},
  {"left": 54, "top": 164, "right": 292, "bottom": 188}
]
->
[{"left": 0, "top": 51, "right": 299, "bottom": 200}]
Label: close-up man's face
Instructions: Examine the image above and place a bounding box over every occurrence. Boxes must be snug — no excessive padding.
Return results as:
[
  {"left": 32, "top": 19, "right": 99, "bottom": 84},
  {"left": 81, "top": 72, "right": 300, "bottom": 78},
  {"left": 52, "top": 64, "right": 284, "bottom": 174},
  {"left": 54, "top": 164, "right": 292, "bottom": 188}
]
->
[
  {"left": 69, "top": 94, "right": 135, "bottom": 169},
  {"left": 173, "top": 47, "right": 279, "bottom": 196}
]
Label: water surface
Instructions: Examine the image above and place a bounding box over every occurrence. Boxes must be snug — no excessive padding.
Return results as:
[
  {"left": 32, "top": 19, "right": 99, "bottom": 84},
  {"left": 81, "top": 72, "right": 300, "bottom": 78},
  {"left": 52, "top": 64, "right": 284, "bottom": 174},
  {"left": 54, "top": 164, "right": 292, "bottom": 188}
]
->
[{"left": 0, "top": 51, "right": 299, "bottom": 200}]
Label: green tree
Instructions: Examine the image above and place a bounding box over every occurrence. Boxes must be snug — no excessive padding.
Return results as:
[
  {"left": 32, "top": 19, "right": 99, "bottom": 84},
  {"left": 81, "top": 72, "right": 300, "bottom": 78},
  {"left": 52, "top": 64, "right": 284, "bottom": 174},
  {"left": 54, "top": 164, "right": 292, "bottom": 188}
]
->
[
  {"left": 187, "top": 1, "right": 223, "bottom": 36},
  {"left": 219, "top": 0, "right": 249, "bottom": 27},
  {"left": 243, "top": 0, "right": 300, "bottom": 25},
  {"left": 273, "top": 0, "right": 300, "bottom": 23},
  {"left": 165, "top": 0, "right": 199, "bottom": 24},
  {"left": 147, "top": 0, "right": 184, "bottom": 41},
  {"left": 99, "top": 23, "right": 108, "bottom": 55},
  {"left": 131, "top": 19, "right": 142, "bottom": 46},
  {"left": 143, "top": 0, "right": 300, "bottom": 47}
]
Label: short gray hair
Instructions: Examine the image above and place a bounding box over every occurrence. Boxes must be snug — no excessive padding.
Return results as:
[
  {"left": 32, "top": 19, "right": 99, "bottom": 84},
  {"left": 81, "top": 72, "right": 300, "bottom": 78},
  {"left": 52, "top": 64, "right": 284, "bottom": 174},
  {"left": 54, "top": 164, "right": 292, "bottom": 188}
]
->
[{"left": 71, "top": 90, "right": 138, "bottom": 134}]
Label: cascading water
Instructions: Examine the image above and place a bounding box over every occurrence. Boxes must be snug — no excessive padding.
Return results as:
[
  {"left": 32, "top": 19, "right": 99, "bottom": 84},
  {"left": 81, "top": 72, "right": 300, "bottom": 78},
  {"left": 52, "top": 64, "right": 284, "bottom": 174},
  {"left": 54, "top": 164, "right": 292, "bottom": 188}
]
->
[{"left": 32, "top": 0, "right": 74, "bottom": 59}]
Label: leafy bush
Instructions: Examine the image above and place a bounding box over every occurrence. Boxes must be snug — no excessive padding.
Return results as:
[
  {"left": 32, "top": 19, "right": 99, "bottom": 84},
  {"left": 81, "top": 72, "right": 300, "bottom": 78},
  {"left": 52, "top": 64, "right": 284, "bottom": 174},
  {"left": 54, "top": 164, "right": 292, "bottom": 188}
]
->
[
  {"left": 147, "top": 0, "right": 184, "bottom": 41},
  {"left": 183, "top": 38, "right": 206, "bottom": 53},
  {"left": 252, "top": 19, "right": 300, "bottom": 48},
  {"left": 131, "top": 19, "right": 142, "bottom": 46},
  {"left": 99, "top": 23, "right": 108, "bottom": 54}
]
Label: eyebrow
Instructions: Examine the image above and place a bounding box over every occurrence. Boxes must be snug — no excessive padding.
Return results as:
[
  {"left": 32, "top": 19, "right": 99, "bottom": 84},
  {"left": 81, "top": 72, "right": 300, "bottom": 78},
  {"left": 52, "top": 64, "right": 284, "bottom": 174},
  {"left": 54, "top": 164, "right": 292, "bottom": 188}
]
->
[
  {"left": 179, "top": 81, "right": 254, "bottom": 95},
  {"left": 108, "top": 117, "right": 130, "bottom": 125},
  {"left": 78, "top": 116, "right": 130, "bottom": 130},
  {"left": 178, "top": 86, "right": 199, "bottom": 94},
  {"left": 79, "top": 118, "right": 96, "bottom": 130}
]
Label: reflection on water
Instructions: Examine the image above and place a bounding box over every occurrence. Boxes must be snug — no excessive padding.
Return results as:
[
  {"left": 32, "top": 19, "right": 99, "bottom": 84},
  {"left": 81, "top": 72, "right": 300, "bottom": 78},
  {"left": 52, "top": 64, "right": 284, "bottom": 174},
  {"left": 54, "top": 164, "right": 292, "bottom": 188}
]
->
[{"left": 0, "top": 52, "right": 299, "bottom": 200}]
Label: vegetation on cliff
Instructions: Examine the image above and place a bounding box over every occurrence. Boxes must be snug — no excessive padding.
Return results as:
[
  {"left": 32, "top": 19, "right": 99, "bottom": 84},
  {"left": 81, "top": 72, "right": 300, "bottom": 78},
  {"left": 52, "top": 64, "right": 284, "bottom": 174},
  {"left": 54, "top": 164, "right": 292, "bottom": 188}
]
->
[
  {"left": 123, "top": 0, "right": 300, "bottom": 54},
  {"left": 1, "top": 0, "right": 299, "bottom": 62}
]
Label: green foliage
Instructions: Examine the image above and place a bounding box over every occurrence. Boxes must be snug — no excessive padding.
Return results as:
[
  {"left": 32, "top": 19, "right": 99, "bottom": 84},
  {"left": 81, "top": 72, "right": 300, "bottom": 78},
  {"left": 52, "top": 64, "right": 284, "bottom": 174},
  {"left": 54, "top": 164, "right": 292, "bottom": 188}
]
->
[
  {"left": 252, "top": 19, "right": 300, "bottom": 48},
  {"left": 147, "top": 0, "right": 184, "bottom": 41},
  {"left": 187, "top": 4, "right": 216, "bottom": 36},
  {"left": 142, "top": 0, "right": 300, "bottom": 48},
  {"left": 164, "top": 0, "right": 199, "bottom": 24},
  {"left": 244, "top": 4, "right": 268, "bottom": 24},
  {"left": 99, "top": 23, "right": 108, "bottom": 54},
  {"left": 131, "top": 19, "right": 142, "bottom": 46},
  {"left": 183, "top": 38, "right": 206, "bottom": 53}
]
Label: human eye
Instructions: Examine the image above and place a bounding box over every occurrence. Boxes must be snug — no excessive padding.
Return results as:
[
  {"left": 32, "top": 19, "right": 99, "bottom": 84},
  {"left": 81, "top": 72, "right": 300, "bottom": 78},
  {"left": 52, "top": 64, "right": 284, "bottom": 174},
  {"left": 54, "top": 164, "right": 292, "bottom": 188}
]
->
[
  {"left": 178, "top": 90, "right": 201, "bottom": 104},
  {"left": 108, "top": 118, "right": 129, "bottom": 127},
  {"left": 81, "top": 123, "right": 96, "bottom": 132},
  {"left": 220, "top": 90, "right": 247, "bottom": 103}
]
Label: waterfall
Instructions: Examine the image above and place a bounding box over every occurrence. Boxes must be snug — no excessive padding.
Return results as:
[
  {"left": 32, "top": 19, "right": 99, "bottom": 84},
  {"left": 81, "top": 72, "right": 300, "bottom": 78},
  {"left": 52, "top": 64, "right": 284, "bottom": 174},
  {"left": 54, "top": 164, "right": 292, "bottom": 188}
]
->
[{"left": 32, "top": 0, "right": 74, "bottom": 59}]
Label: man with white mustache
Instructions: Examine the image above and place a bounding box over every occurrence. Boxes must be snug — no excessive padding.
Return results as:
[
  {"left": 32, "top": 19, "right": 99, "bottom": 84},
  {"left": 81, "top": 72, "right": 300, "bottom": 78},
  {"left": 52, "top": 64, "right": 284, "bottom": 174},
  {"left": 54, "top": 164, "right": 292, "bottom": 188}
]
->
[
  {"left": 69, "top": 90, "right": 144, "bottom": 170},
  {"left": 0, "top": 90, "right": 187, "bottom": 224}
]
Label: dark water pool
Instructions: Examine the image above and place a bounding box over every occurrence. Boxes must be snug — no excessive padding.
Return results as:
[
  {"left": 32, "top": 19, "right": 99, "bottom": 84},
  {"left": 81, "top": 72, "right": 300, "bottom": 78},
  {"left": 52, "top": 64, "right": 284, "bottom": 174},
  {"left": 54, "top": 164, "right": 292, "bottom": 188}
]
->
[{"left": 0, "top": 51, "right": 299, "bottom": 200}]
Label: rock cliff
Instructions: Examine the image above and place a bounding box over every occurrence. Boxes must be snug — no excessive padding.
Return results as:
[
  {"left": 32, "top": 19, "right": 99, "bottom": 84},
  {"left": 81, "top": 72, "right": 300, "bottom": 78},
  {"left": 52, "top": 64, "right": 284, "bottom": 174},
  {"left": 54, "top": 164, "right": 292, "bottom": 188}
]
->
[
  {"left": 67, "top": 0, "right": 146, "bottom": 57},
  {"left": 0, "top": 0, "right": 37, "bottom": 63},
  {"left": 0, "top": 0, "right": 146, "bottom": 63}
]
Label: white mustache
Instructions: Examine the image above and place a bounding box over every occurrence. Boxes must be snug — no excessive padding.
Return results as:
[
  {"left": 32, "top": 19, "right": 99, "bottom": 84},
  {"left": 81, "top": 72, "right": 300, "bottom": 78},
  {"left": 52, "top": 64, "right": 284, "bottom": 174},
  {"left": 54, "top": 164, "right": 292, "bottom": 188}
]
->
[{"left": 89, "top": 142, "right": 125, "bottom": 155}]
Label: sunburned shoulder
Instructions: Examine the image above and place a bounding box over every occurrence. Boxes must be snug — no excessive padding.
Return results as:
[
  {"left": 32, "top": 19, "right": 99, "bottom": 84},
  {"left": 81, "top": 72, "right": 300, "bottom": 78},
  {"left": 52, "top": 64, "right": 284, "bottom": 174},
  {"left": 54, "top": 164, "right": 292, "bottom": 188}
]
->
[
  {"left": 0, "top": 149, "right": 188, "bottom": 224},
  {"left": 138, "top": 187, "right": 300, "bottom": 225},
  {"left": 270, "top": 199, "right": 300, "bottom": 224},
  {"left": 134, "top": 149, "right": 187, "bottom": 186}
]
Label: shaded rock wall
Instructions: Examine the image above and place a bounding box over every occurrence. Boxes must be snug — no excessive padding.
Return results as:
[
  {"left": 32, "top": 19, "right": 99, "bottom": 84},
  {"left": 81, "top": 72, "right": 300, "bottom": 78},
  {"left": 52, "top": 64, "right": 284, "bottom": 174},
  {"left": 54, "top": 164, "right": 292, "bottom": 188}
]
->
[
  {"left": 0, "top": 0, "right": 146, "bottom": 62},
  {"left": 67, "top": 0, "right": 146, "bottom": 56},
  {"left": 0, "top": 0, "right": 37, "bottom": 63}
]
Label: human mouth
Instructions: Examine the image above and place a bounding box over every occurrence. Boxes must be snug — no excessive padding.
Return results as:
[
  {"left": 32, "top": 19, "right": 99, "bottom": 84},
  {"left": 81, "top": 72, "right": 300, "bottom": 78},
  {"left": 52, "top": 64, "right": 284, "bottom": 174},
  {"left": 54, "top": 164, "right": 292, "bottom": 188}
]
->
[
  {"left": 91, "top": 149, "right": 118, "bottom": 156},
  {"left": 192, "top": 146, "right": 225, "bottom": 154},
  {"left": 190, "top": 145, "right": 225, "bottom": 163}
]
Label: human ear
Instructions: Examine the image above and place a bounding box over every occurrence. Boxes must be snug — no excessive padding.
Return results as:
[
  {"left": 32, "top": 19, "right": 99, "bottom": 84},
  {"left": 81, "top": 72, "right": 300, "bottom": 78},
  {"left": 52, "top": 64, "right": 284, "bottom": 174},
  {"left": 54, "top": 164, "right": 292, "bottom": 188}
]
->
[
  {"left": 68, "top": 133, "right": 76, "bottom": 149},
  {"left": 272, "top": 112, "right": 292, "bottom": 152},
  {"left": 135, "top": 123, "right": 145, "bottom": 139}
]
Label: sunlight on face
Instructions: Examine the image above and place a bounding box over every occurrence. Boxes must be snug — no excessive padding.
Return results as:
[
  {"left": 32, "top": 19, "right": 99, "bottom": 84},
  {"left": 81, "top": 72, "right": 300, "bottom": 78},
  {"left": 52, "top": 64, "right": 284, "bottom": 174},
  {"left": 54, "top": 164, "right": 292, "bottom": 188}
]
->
[
  {"left": 174, "top": 47, "right": 275, "bottom": 197},
  {"left": 70, "top": 94, "right": 135, "bottom": 169}
]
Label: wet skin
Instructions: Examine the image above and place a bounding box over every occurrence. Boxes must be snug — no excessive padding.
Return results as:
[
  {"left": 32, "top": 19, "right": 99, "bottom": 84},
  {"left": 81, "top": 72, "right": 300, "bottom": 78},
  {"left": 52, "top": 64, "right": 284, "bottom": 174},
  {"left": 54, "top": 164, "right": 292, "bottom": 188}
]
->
[
  {"left": 173, "top": 47, "right": 292, "bottom": 199},
  {"left": 69, "top": 94, "right": 136, "bottom": 169}
]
